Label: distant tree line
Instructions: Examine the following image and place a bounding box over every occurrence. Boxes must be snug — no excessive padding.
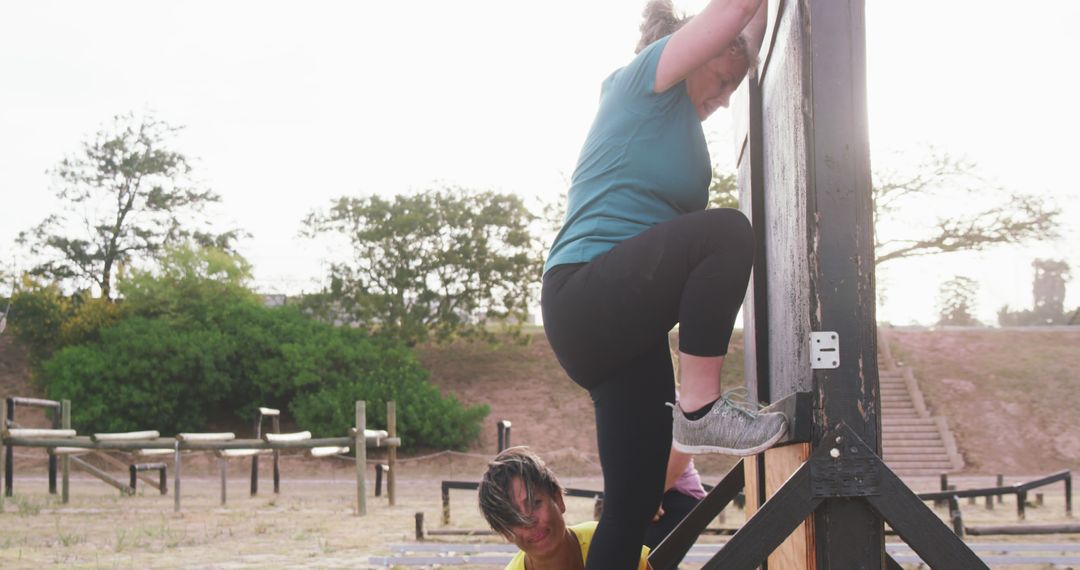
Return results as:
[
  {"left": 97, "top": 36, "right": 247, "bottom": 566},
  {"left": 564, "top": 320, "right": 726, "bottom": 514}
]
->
[{"left": 1, "top": 112, "right": 1072, "bottom": 438}]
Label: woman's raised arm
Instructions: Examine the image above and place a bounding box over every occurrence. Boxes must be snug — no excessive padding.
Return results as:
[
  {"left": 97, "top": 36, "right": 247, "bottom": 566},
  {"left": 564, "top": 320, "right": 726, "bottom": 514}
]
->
[{"left": 655, "top": 0, "right": 765, "bottom": 93}]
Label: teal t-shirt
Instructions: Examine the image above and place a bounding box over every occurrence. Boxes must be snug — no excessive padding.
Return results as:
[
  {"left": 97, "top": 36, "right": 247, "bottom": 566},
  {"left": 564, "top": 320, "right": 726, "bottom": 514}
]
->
[{"left": 544, "top": 36, "right": 710, "bottom": 274}]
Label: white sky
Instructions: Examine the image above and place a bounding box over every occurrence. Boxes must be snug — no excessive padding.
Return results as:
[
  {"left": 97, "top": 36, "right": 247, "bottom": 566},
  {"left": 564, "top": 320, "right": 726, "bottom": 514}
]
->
[{"left": 1, "top": 0, "right": 1077, "bottom": 325}]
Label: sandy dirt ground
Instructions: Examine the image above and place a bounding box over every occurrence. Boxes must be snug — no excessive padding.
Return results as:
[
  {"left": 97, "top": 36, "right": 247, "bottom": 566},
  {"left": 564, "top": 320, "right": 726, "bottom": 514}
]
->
[
  {"left": 4, "top": 333, "right": 1080, "bottom": 568},
  {"left": 1, "top": 448, "right": 1078, "bottom": 569}
]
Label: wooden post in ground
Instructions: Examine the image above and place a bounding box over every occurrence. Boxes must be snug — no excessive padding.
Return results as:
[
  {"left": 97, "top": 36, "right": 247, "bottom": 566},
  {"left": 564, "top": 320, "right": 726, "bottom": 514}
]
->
[
  {"left": 4, "top": 397, "right": 12, "bottom": 497},
  {"left": 61, "top": 400, "right": 70, "bottom": 503},
  {"left": 174, "top": 440, "right": 182, "bottom": 513},
  {"left": 272, "top": 414, "right": 281, "bottom": 494},
  {"left": 0, "top": 400, "right": 6, "bottom": 512},
  {"left": 387, "top": 400, "right": 397, "bottom": 506},
  {"left": 220, "top": 457, "right": 227, "bottom": 505},
  {"left": 251, "top": 411, "right": 261, "bottom": 496},
  {"left": 355, "top": 400, "right": 366, "bottom": 516},
  {"left": 49, "top": 401, "right": 60, "bottom": 495}
]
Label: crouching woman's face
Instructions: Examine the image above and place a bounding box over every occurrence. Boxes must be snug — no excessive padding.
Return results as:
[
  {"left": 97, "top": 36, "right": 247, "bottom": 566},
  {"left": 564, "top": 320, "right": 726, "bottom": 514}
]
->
[{"left": 506, "top": 476, "right": 569, "bottom": 558}]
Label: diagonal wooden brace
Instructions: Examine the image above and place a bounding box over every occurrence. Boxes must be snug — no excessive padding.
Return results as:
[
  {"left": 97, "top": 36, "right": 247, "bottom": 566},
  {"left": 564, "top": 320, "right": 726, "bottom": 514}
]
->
[{"left": 649, "top": 459, "right": 745, "bottom": 570}]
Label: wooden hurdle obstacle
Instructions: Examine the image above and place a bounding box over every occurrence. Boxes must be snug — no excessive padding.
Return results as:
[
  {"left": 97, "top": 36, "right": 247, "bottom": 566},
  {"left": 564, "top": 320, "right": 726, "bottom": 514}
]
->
[
  {"left": 250, "top": 406, "right": 281, "bottom": 496},
  {"left": 4, "top": 396, "right": 62, "bottom": 496},
  {"left": 1, "top": 399, "right": 401, "bottom": 516},
  {"left": 645, "top": 1, "right": 991, "bottom": 568}
]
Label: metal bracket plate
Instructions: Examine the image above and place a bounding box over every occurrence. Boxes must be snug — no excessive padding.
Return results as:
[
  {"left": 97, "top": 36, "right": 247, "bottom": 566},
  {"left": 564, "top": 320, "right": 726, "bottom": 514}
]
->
[
  {"left": 810, "top": 455, "right": 882, "bottom": 497},
  {"left": 810, "top": 331, "right": 840, "bottom": 369}
]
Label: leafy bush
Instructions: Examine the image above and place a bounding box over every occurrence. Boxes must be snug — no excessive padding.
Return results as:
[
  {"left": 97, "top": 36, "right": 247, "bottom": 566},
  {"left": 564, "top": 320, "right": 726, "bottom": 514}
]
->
[
  {"left": 41, "top": 299, "right": 488, "bottom": 449},
  {"left": 285, "top": 325, "right": 490, "bottom": 449},
  {"left": 44, "top": 316, "right": 232, "bottom": 432},
  {"left": 58, "top": 297, "right": 128, "bottom": 347},
  {"left": 8, "top": 280, "right": 73, "bottom": 367}
]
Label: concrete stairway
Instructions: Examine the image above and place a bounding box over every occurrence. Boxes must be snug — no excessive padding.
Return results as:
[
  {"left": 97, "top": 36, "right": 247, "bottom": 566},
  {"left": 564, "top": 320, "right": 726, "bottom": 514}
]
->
[{"left": 879, "top": 330, "right": 965, "bottom": 476}]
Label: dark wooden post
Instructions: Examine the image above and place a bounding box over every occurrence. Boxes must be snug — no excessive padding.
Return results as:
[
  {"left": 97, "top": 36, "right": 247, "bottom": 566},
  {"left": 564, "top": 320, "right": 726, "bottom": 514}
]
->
[
  {"left": 643, "top": 0, "right": 989, "bottom": 564},
  {"left": 1066, "top": 473, "right": 1073, "bottom": 517},
  {"left": 0, "top": 399, "right": 6, "bottom": 511},
  {"left": 947, "top": 495, "right": 964, "bottom": 537},
  {"left": 61, "top": 400, "right": 70, "bottom": 504},
  {"left": 442, "top": 481, "right": 451, "bottom": 525},
  {"left": 387, "top": 400, "right": 397, "bottom": 506},
  {"left": 250, "top": 411, "right": 262, "bottom": 496},
  {"left": 271, "top": 414, "right": 281, "bottom": 494},
  {"left": 735, "top": 0, "right": 879, "bottom": 566},
  {"left": 4, "top": 397, "right": 13, "bottom": 497},
  {"left": 49, "top": 400, "right": 60, "bottom": 495},
  {"left": 497, "top": 420, "right": 512, "bottom": 453}
]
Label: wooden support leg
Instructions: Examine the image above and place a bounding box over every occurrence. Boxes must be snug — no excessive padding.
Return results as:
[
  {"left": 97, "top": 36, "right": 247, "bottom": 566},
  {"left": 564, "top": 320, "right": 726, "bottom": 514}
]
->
[
  {"left": 355, "top": 401, "right": 366, "bottom": 516},
  {"left": 387, "top": 400, "right": 396, "bottom": 506},
  {"left": 173, "top": 442, "right": 182, "bottom": 513},
  {"left": 61, "top": 400, "right": 70, "bottom": 503},
  {"left": 0, "top": 401, "right": 6, "bottom": 511},
  {"left": 701, "top": 459, "right": 822, "bottom": 570},
  {"left": 219, "top": 457, "right": 227, "bottom": 506},
  {"left": 649, "top": 460, "right": 745, "bottom": 570},
  {"left": 442, "top": 482, "right": 451, "bottom": 525},
  {"left": 272, "top": 415, "right": 280, "bottom": 495},
  {"left": 49, "top": 404, "right": 59, "bottom": 495},
  {"left": 865, "top": 461, "right": 988, "bottom": 569},
  {"left": 4, "top": 397, "right": 13, "bottom": 497},
  {"left": 251, "top": 412, "right": 261, "bottom": 496},
  {"left": 69, "top": 456, "right": 132, "bottom": 496},
  {"left": 1066, "top": 475, "right": 1073, "bottom": 517}
]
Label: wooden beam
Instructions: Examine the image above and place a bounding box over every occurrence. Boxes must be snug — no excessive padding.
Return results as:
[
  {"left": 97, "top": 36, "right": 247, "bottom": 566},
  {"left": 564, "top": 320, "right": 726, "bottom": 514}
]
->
[
  {"left": 702, "top": 458, "right": 822, "bottom": 569},
  {"left": 650, "top": 460, "right": 744, "bottom": 570},
  {"left": 69, "top": 456, "right": 132, "bottom": 496},
  {"left": 765, "top": 444, "right": 815, "bottom": 570}
]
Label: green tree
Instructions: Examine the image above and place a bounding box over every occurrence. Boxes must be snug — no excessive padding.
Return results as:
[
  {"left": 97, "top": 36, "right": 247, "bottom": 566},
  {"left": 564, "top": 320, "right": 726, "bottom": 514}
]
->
[
  {"left": 936, "top": 275, "right": 981, "bottom": 326},
  {"left": 6, "top": 278, "right": 73, "bottom": 367},
  {"left": 304, "top": 186, "right": 542, "bottom": 345},
  {"left": 873, "top": 150, "right": 1059, "bottom": 266},
  {"left": 119, "top": 244, "right": 258, "bottom": 323},
  {"left": 708, "top": 170, "right": 739, "bottom": 209},
  {"left": 18, "top": 112, "right": 241, "bottom": 300}
]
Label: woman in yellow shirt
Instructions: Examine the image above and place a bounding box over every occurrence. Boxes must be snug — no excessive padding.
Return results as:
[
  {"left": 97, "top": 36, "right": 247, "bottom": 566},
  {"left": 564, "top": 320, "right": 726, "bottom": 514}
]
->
[{"left": 480, "top": 447, "right": 651, "bottom": 570}]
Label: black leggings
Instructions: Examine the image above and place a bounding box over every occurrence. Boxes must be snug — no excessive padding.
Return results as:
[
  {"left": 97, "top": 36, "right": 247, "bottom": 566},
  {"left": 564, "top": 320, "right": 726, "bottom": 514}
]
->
[{"left": 541, "top": 208, "right": 754, "bottom": 570}]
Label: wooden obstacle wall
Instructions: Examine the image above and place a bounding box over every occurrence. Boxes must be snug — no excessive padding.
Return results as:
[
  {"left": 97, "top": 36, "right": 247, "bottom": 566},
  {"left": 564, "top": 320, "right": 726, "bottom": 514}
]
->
[{"left": 736, "top": 0, "right": 880, "bottom": 567}]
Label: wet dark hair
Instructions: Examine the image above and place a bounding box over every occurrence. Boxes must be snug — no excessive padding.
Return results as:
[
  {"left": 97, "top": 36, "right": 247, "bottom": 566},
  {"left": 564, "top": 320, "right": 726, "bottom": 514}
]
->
[{"left": 478, "top": 446, "right": 564, "bottom": 538}]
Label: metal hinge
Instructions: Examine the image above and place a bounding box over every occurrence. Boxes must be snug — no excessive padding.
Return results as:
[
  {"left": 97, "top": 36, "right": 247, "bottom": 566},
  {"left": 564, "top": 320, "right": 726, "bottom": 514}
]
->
[{"left": 811, "top": 331, "right": 840, "bottom": 369}]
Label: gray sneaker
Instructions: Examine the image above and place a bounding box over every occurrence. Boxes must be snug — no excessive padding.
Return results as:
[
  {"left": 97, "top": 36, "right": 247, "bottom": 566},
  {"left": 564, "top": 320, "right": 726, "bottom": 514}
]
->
[{"left": 669, "top": 394, "right": 788, "bottom": 456}]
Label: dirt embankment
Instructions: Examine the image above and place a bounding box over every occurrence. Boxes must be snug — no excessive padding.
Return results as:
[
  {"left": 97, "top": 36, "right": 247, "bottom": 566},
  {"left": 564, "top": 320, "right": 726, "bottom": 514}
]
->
[
  {"left": 886, "top": 327, "right": 1080, "bottom": 474},
  {"left": 3, "top": 328, "right": 1077, "bottom": 475}
]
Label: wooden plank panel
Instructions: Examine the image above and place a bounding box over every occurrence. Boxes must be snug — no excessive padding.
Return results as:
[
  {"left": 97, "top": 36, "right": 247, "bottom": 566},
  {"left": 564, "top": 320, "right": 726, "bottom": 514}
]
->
[
  {"left": 765, "top": 444, "right": 814, "bottom": 570},
  {"left": 758, "top": 0, "right": 813, "bottom": 401},
  {"left": 743, "top": 456, "right": 761, "bottom": 520}
]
